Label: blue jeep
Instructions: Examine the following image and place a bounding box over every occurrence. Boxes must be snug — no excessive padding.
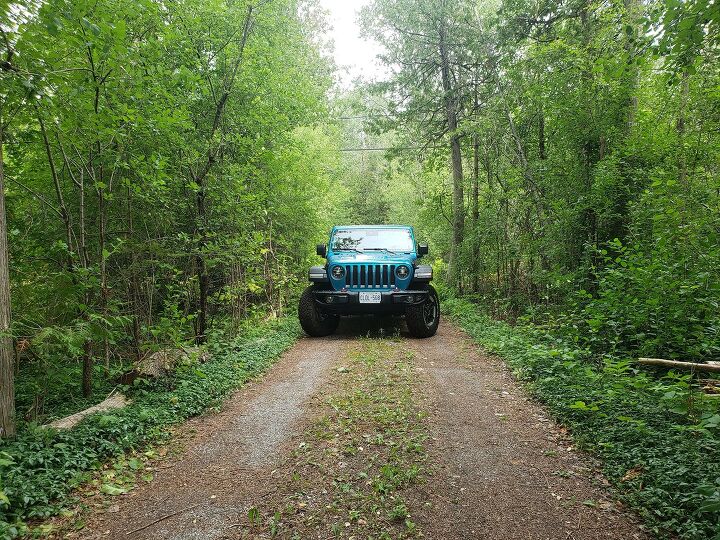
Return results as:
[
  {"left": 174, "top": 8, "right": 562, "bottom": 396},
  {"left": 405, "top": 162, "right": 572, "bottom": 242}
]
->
[{"left": 299, "top": 225, "right": 440, "bottom": 338}]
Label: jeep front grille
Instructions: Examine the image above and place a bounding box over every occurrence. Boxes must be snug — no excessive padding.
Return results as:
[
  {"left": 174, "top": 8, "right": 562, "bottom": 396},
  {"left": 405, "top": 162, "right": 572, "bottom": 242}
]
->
[{"left": 343, "top": 264, "right": 397, "bottom": 289}]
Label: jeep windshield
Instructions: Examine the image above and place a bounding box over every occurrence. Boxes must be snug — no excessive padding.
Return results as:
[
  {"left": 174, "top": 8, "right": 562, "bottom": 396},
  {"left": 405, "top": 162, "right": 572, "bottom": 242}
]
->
[{"left": 331, "top": 228, "right": 414, "bottom": 253}]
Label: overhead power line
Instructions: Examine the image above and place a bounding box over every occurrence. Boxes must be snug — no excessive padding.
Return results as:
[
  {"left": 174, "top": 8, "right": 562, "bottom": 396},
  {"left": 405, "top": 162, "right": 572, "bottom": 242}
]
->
[
  {"left": 340, "top": 146, "right": 442, "bottom": 152},
  {"left": 336, "top": 115, "right": 392, "bottom": 120}
]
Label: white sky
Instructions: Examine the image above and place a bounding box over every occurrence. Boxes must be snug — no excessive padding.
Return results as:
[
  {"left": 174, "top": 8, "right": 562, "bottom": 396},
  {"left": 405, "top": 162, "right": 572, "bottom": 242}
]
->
[{"left": 318, "top": 0, "right": 387, "bottom": 87}]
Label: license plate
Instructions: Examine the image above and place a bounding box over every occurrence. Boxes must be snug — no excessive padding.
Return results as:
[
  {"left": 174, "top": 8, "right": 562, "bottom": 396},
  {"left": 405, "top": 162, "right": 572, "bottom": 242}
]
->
[{"left": 359, "top": 292, "right": 382, "bottom": 304}]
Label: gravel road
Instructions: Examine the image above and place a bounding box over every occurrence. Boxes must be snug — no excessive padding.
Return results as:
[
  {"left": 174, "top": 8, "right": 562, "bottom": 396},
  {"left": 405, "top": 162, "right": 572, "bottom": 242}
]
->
[{"left": 70, "top": 319, "right": 648, "bottom": 540}]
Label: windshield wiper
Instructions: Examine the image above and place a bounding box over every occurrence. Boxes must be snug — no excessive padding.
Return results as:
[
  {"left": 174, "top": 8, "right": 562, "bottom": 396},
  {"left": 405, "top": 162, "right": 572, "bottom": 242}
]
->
[
  {"left": 364, "top": 248, "right": 399, "bottom": 254},
  {"left": 335, "top": 248, "right": 364, "bottom": 253}
]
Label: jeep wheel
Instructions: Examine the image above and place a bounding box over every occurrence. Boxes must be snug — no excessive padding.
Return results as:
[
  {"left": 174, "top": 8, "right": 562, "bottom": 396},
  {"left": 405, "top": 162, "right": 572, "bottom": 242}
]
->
[
  {"left": 298, "top": 286, "right": 340, "bottom": 337},
  {"left": 405, "top": 285, "right": 440, "bottom": 338}
]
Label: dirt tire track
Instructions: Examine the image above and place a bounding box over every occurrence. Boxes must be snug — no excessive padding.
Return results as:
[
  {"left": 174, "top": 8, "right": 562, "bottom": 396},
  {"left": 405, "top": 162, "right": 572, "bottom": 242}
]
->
[
  {"left": 72, "top": 335, "right": 347, "bottom": 540},
  {"left": 407, "top": 323, "right": 649, "bottom": 540}
]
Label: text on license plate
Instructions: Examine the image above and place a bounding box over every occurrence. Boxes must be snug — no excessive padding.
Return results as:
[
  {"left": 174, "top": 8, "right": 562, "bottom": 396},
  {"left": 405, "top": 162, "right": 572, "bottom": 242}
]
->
[{"left": 359, "top": 292, "right": 382, "bottom": 304}]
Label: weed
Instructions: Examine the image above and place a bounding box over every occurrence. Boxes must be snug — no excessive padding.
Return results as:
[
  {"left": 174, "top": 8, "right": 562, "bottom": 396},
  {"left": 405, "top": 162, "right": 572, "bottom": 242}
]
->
[{"left": 257, "top": 338, "right": 427, "bottom": 538}]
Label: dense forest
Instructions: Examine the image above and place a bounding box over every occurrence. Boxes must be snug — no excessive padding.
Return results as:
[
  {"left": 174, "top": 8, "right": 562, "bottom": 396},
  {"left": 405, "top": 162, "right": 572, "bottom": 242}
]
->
[
  {"left": 0, "top": 0, "right": 719, "bottom": 537},
  {"left": 358, "top": 0, "right": 720, "bottom": 361},
  {"left": 0, "top": 0, "right": 346, "bottom": 435}
]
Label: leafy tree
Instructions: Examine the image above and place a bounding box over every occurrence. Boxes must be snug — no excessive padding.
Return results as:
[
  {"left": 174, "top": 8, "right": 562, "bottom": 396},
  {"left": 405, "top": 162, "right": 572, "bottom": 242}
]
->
[
  {"left": 366, "top": 0, "right": 719, "bottom": 361},
  {"left": 362, "top": 0, "right": 485, "bottom": 289},
  {"left": 0, "top": 0, "right": 336, "bottom": 430}
]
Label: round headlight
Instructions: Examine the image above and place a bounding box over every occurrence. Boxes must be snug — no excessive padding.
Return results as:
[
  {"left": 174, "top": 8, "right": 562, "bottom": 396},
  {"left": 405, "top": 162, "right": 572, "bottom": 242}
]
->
[
  {"left": 396, "top": 265, "right": 410, "bottom": 278},
  {"left": 331, "top": 266, "right": 345, "bottom": 279}
]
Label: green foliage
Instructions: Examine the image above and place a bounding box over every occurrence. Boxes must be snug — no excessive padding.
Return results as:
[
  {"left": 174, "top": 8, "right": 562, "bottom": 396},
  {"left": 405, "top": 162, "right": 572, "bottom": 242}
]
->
[
  {"left": 0, "top": 317, "right": 301, "bottom": 537},
  {"left": 361, "top": 0, "right": 720, "bottom": 364},
  {"left": 444, "top": 296, "right": 720, "bottom": 539},
  {"left": 1, "top": 0, "right": 338, "bottom": 435},
  {"left": 655, "top": 0, "right": 720, "bottom": 71},
  {"left": 559, "top": 234, "right": 720, "bottom": 361}
]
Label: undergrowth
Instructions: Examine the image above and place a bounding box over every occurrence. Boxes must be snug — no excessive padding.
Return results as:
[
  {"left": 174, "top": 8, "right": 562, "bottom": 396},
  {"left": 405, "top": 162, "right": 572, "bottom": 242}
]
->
[
  {"left": 15, "top": 363, "right": 120, "bottom": 425},
  {"left": 443, "top": 296, "right": 720, "bottom": 540},
  {"left": 0, "top": 317, "right": 301, "bottom": 539}
]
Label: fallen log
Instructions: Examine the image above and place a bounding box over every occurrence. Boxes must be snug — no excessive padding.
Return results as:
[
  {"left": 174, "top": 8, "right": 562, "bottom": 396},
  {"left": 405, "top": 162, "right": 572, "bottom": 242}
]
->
[
  {"left": 637, "top": 358, "right": 720, "bottom": 373},
  {"left": 699, "top": 379, "right": 720, "bottom": 394},
  {"left": 135, "top": 346, "right": 210, "bottom": 378},
  {"left": 46, "top": 390, "right": 129, "bottom": 430}
]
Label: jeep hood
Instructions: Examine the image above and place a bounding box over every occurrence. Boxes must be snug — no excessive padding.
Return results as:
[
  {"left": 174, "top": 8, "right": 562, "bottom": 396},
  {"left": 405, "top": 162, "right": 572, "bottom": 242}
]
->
[{"left": 328, "top": 252, "right": 416, "bottom": 265}]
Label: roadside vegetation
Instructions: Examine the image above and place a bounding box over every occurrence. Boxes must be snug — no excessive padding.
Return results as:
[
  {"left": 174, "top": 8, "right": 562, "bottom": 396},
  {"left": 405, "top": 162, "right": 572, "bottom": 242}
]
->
[
  {"left": 254, "top": 338, "right": 427, "bottom": 539},
  {"left": 0, "top": 0, "right": 341, "bottom": 433},
  {"left": 443, "top": 295, "right": 720, "bottom": 540},
  {"left": 0, "top": 318, "right": 300, "bottom": 537},
  {"left": 359, "top": 0, "right": 720, "bottom": 363}
]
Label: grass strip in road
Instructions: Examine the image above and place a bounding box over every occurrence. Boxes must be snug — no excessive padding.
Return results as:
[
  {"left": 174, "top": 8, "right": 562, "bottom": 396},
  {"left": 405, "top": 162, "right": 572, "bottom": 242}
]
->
[
  {"left": 253, "top": 337, "right": 428, "bottom": 540},
  {"left": 443, "top": 296, "right": 720, "bottom": 540},
  {"left": 0, "top": 317, "right": 301, "bottom": 539}
]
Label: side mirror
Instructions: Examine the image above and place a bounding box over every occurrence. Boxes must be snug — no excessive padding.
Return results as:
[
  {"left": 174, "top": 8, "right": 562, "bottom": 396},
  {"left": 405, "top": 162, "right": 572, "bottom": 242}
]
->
[
  {"left": 316, "top": 243, "right": 327, "bottom": 258},
  {"left": 417, "top": 243, "right": 428, "bottom": 257}
]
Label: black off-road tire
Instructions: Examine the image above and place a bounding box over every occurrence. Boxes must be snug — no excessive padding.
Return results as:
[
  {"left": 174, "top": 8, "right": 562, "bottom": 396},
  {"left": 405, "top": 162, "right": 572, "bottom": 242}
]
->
[
  {"left": 405, "top": 285, "right": 440, "bottom": 338},
  {"left": 298, "top": 286, "right": 340, "bottom": 337}
]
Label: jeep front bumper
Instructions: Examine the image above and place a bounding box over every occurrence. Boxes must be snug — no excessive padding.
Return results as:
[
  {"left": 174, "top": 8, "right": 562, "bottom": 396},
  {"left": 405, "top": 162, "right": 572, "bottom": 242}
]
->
[{"left": 311, "top": 289, "right": 429, "bottom": 315}]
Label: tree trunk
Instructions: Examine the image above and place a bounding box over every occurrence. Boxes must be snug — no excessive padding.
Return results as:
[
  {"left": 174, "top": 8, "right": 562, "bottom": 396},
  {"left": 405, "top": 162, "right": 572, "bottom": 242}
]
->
[
  {"left": 623, "top": 0, "right": 640, "bottom": 134},
  {"left": 438, "top": 21, "right": 464, "bottom": 291},
  {"left": 677, "top": 70, "right": 689, "bottom": 190},
  {"left": 471, "top": 134, "right": 480, "bottom": 293},
  {"left": 38, "top": 105, "right": 97, "bottom": 399},
  {"left": 36, "top": 106, "right": 74, "bottom": 269},
  {"left": 98, "top": 185, "right": 110, "bottom": 370},
  {"left": 0, "top": 122, "right": 16, "bottom": 438},
  {"left": 82, "top": 340, "right": 92, "bottom": 397},
  {"left": 126, "top": 188, "right": 142, "bottom": 363},
  {"left": 230, "top": 263, "right": 245, "bottom": 327},
  {"left": 79, "top": 169, "right": 93, "bottom": 396},
  {"left": 492, "top": 64, "right": 544, "bottom": 223},
  {"left": 192, "top": 5, "right": 254, "bottom": 344},
  {"left": 195, "top": 184, "right": 209, "bottom": 344}
]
